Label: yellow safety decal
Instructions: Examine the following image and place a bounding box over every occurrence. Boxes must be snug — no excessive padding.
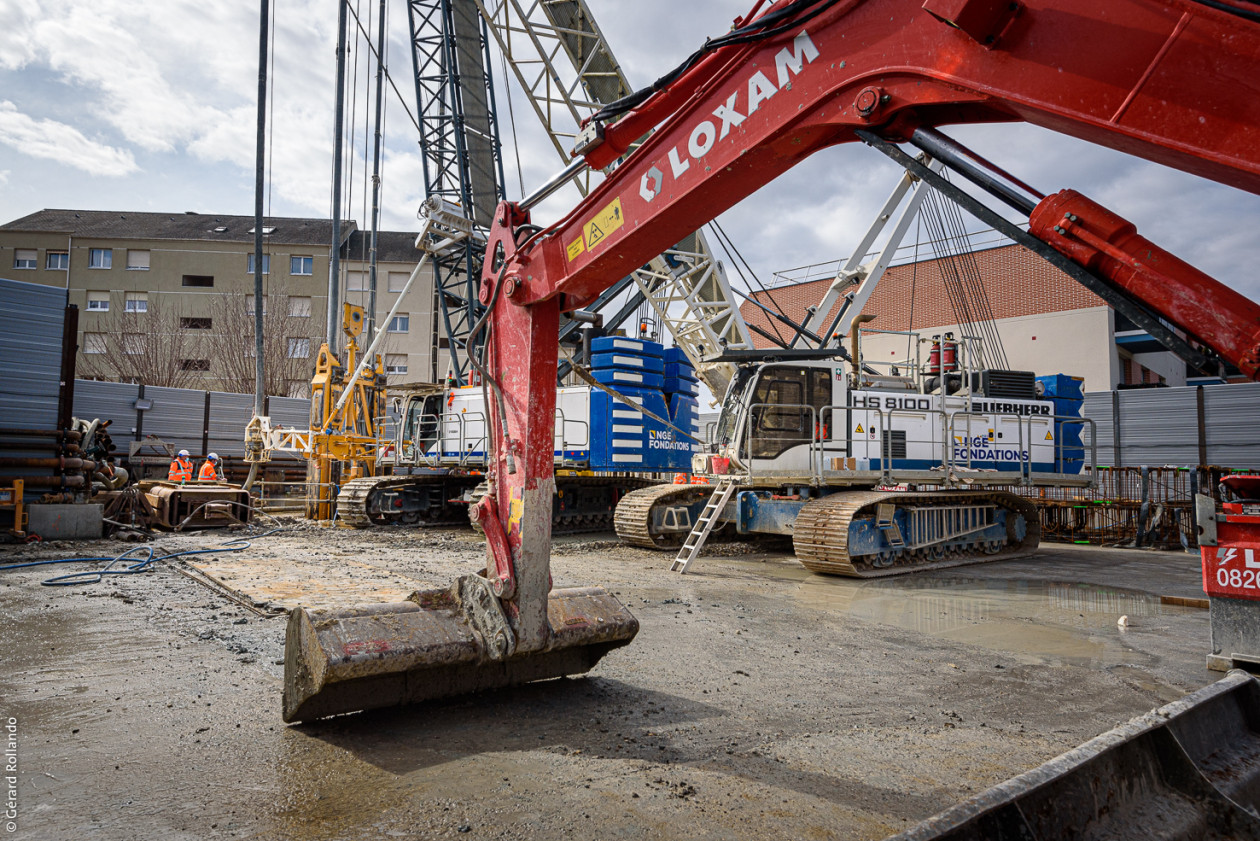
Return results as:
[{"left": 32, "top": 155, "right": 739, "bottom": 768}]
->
[
  {"left": 509, "top": 490, "right": 524, "bottom": 532},
  {"left": 1045, "top": 430, "right": 1054, "bottom": 440},
  {"left": 566, "top": 235, "right": 585, "bottom": 262},
  {"left": 854, "top": 423, "right": 864, "bottom": 434},
  {"left": 583, "top": 198, "right": 624, "bottom": 251},
  {"left": 987, "top": 428, "right": 995, "bottom": 439}
]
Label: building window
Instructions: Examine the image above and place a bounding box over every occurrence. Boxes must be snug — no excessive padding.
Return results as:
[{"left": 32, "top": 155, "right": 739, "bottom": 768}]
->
[
  {"left": 388, "top": 315, "right": 409, "bottom": 333},
  {"left": 180, "top": 359, "right": 211, "bottom": 371},
  {"left": 46, "top": 251, "right": 69, "bottom": 270},
  {"left": 125, "top": 292, "right": 148, "bottom": 313},
  {"left": 83, "top": 333, "right": 107, "bottom": 354},
  {"left": 246, "top": 295, "right": 267, "bottom": 315},
  {"left": 388, "top": 271, "right": 410, "bottom": 293},
  {"left": 126, "top": 249, "right": 150, "bottom": 270},
  {"left": 88, "top": 248, "right": 112, "bottom": 269},
  {"left": 385, "top": 354, "right": 408, "bottom": 375},
  {"left": 180, "top": 317, "right": 212, "bottom": 330},
  {"left": 182, "top": 275, "right": 214, "bottom": 287},
  {"left": 13, "top": 249, "right": 36, "bottom": 269},
  {"left": 248, "top": 226, "right": 276, "bottom": 235},
  {"left": 290, "top": 256, "right": 313, "bottom": 276},
  {"left": 86, "top": 291, "right": 110, "bottom": 312},
  {"left": 247, "top": 254, "right": 270, "bottom": 275},
  {"left": 287, "top": 338, "right": 311, "bottom": 358},
  {"left": 288, "top": 296, "right": 312, "bottom": 317},
  {"left": 123, "top": 334, "right": 144, "bottom": 355},
  {"left": 346, "top": 270, "right": 367, "bottom": 292}
]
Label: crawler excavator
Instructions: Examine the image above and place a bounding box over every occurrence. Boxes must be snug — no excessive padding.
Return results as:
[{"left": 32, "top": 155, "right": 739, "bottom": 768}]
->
[{"left": 283, "top": 0, "right": 1260, "bottom": 724}]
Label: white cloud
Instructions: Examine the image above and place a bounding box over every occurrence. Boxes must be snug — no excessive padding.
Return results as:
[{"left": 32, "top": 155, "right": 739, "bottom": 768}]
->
[
  {"left": 0, "top": 0, "right": 39, "bottom": 71},
  {"left": 0, "top": 101, "right": 137, "bottom": 175},
  {"left": 0, "top": 170, "right": 8, "bottom": 185}
]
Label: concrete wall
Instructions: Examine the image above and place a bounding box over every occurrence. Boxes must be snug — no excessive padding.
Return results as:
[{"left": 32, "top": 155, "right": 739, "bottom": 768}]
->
[{"left": 858, "top": 305, "right": 1119, "bottom": 393}]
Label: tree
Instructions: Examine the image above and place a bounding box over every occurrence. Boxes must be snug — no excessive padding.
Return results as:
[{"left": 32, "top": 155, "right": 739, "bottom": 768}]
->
[
  {"left": 78, "top": 299, "right": 210, "bottom": 390},
  {"left": 205, "top": 282, "right": 325, "bottom": 398}
]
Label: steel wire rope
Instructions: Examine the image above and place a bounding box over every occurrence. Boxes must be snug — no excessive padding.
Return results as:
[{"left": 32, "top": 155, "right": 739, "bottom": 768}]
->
[
  {"left": 934, "top": 182, "right": 1009, "bottom": 369},
  {"left": 707, "top": 220, "right": 792, "bottom": 348}
]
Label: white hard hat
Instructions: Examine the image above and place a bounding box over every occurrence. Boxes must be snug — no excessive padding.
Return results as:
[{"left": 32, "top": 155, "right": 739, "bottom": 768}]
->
[
  {"left": 208, "top": 453, "right": 219, "bottom": 461},
  {"left": 178, "top": 449, "right": 190, "bottom": 457}
]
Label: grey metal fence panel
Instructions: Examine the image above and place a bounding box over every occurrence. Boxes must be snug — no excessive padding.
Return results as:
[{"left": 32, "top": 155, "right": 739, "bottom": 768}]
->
[
  {"left": 140, "top": 385, "right": 206, "bottom": 455},
  {"left": 268, "top": 396, "right": 309, "bottom": 431},
  {"left": 1116, "top": 387, "right": 1199, "bottom": 466},
  {"left": 1204, "top": 382, "right": 1260, "bottom": 469},
  {"left": 208, "top": 392, "right": 254, "bottom": 458},
  {"left": 1083, "top": 392, "right": 1114, "bottom": 466},
  {"left": 0, "top": 277, "right": 65, "bottom": 432},
  {"left": 73, "top": 380, "right": 141, "bottom": 435}
]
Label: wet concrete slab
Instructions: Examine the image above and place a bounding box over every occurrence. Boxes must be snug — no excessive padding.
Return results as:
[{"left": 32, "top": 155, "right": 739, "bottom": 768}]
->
[
  {"left": 186, "top": 555, "right": 434, "bottom": 612},
  {"left": 0, "top": 529, "right": 1219, "bottom": 840}
]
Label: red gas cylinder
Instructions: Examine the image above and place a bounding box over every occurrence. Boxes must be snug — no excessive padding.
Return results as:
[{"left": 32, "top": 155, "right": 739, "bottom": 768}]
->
[
  {"left": 941, "top": 332, "right": 959, "bottom": 372},
  {"left": 927, "top": 335, "right": 941, "bottom": 375}
]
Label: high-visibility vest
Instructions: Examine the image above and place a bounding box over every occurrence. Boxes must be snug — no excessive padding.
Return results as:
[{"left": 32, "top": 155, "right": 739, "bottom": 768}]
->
[
  {"left": 198, "top": 461, "right": 220, "bottom": 482},
  {"left": 168, "top": 457, "right": 194, "bottom": 482}
]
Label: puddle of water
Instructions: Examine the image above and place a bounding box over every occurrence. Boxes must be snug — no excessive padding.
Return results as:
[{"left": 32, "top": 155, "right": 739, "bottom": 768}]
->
[{"left": 794, "top": 576, "right": 1196, "bottom": 668}]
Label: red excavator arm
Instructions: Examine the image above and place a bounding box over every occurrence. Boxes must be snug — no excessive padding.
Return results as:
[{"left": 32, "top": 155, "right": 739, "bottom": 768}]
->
[{"left": 474, "top": 0, "right": 1260, "bottom": 654}]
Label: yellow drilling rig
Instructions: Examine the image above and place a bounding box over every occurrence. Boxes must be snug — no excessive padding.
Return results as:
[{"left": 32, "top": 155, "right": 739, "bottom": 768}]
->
[{"left": 245, "top": 302, "right": 387, "bottom": 521}]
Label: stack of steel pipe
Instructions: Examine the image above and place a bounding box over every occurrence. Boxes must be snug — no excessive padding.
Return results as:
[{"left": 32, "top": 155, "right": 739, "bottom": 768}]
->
[{"left": 0, "top": 428, "right": 94, "bottom": 492}]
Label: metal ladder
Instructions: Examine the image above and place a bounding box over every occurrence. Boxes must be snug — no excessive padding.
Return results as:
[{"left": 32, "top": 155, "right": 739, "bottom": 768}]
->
[{"left": 671, "top": 480, "right": 737, "bottom": 574}]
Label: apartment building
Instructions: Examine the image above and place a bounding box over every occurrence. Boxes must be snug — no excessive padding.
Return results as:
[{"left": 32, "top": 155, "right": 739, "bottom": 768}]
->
[{"left": 0, "top": 209, "right": 438, "bottom": 396}]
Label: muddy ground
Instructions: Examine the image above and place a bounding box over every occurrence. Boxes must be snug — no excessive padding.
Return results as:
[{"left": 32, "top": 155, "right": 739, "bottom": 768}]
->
[{"left": 0, "top": 521, "right": 1217, "bottom": 840}]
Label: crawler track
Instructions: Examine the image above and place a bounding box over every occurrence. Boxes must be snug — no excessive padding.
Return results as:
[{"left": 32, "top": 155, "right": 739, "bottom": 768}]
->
[
  {"left": 469, "top": 476, "right": 657, "bottom": 536},
  {"left": 335, "top": 475, "right": 476, "bottom": 528},
  {"left": 793, "top": 490, "right": 1040, "bottom": 578},
  {"left": 614, "top": 484, "right": 713, "bottom": 549}
]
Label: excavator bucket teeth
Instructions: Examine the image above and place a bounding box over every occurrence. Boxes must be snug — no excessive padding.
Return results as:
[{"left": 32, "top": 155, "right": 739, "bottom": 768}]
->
[{"left": 282, "top": 583, "right": 638, "bottom": 723}]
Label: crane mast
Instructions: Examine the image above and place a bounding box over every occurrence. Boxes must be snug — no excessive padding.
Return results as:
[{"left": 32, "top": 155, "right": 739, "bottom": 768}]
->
[
  {"left": 473, "top": 0, "right": 756, "bottom": 396},
  {"left": 406, "top": 0, "right": 508, "bottom": 379}
]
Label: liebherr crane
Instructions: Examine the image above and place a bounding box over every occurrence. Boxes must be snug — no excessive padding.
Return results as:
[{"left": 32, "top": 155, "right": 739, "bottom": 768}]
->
[{"left": 283, "top": 0, "right": 1260, "bottom": 725}]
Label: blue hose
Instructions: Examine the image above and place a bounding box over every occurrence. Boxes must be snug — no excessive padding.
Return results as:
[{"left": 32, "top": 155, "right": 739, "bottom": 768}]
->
[{"left": 0, "top": 528, "right": 283, "bottom": 586}]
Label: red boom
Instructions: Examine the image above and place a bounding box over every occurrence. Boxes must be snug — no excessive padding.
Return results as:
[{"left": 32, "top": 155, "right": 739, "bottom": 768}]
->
[{"left": 475, "top": 0, "right": 1260, "bottom": 648}]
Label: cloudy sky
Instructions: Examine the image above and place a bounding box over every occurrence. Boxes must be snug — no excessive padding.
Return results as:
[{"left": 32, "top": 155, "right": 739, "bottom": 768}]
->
[{"left": 2, "top": 0, "right": 1258, "bottom": 303}]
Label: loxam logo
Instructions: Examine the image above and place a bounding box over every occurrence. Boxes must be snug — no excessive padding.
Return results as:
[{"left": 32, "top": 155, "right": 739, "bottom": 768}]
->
[
  {"left": 1218, "top": 547, "right": 1260, "bottom": 568},
  {"left": 640, "top": 30, "right": 820, "bottom": 203}
]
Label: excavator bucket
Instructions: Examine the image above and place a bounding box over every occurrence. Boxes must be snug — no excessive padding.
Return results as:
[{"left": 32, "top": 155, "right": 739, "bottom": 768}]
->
[
  {"left": 282, "top": 575, "right": 638, "bottom": 723},
  {"left": 890, "top": 670, "right": 1260, "bottom": 840}
]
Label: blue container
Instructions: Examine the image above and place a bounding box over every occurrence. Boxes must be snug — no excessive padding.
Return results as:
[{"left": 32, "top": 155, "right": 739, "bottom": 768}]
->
[
  {"left": 592, "top": 367, "right": 665, "bottom": 390},
  {"left": 1037, "top": 373, "right": 1085, "bottom": 401},
  {"left": 590, "top": 336, "right": 663, "bottom": 358},
  {"left": 591, "top": 352, "right": 665, "bottom": 374}
]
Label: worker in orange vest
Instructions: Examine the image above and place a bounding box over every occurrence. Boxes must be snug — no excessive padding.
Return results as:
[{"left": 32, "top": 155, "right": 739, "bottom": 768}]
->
[
  {"left": 198, "top": 453, "right": 222, "bottom": 482},
  {"left": 168, "top": 449, "right": 194, "bottom": 483}
]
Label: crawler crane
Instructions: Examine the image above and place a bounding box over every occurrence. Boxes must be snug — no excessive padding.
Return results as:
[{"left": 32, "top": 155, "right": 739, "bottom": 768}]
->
[{"left": 283, "top": 0, "right": 1260, "bottom": 722}]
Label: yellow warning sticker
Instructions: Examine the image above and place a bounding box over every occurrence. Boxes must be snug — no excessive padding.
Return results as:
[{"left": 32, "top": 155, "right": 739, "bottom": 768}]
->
[
  {"left": 583, "top": 198, "right": 624, "bottom": 252},
  {"left": 1045, "top": 430, "right": 1054, "bottom": 440},
  {"left": 854, "top": 424, "right": 864, "bottom": 434},
  {"left": 509, "top": 490, "right": 524, "bottom": 534},
  {"left": 566, "top": 236, "right": 585, "bottom": 262},
  {"left": 987, "top": 428, "right": 995, "bottom": 439}
]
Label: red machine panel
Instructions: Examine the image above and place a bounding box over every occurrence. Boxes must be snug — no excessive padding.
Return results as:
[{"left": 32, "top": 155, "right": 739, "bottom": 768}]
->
[{"left": 1202, "top": 506, "right": 1260, "bottom": 600}]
